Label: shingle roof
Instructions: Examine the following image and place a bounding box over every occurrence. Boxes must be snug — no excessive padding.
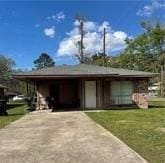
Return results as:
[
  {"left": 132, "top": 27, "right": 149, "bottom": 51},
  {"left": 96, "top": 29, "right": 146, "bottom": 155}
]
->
[{"left": 13, "top": 64, "right": 157, "bottom": 79}]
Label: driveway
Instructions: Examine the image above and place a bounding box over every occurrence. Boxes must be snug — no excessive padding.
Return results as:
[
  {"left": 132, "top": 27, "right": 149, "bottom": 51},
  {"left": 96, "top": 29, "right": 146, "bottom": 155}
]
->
[{"left": 0, "top": 110, "right": 147, "bottom": 163}]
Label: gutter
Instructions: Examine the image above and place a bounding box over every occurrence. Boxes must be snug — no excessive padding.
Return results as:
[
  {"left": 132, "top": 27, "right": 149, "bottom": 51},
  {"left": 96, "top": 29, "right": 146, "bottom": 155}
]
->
[
  {"left": 13, "top": 72, "right": 158, "bottom": 78},
  {"left": 12, "top": 74, "right": 119, "bottom": 80}
]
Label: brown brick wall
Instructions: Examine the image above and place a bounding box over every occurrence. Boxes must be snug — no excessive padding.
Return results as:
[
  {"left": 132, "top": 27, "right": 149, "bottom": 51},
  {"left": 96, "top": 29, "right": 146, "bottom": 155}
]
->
[{"left": 132, "top": 79, "right": 149, "bottom": 108}]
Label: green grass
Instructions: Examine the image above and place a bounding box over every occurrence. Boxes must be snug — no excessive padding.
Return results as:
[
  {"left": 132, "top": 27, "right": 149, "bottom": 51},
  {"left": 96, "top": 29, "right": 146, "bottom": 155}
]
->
[
  {"left": 86, "top": 108, "right": 165, "bottom": 163},
  {"left": 0, "top": 103, "right": 28, "bottom": 128}
]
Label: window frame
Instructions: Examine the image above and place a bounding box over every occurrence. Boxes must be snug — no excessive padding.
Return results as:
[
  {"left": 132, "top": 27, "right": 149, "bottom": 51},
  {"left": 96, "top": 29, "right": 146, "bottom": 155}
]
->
[{"left": 110, "top": 81, "right": 133, "bottom": 105}]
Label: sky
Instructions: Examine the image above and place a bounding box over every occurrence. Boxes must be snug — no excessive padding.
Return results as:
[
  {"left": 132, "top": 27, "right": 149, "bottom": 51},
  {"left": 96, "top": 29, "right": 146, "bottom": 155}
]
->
[{"left": 0, "top": 0, "right": 165, "bottom": 69}]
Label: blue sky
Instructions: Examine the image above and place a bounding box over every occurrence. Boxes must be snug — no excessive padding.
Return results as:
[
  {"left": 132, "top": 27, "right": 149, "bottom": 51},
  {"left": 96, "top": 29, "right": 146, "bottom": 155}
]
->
[{"left": 0, "top": 0, "right": 164, "bottom": 69}]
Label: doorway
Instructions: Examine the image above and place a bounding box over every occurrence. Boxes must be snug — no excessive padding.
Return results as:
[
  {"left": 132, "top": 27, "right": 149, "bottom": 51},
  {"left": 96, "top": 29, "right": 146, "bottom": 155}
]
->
[{"left": 85, "top": 81, "right": 96, "bottom": 108}]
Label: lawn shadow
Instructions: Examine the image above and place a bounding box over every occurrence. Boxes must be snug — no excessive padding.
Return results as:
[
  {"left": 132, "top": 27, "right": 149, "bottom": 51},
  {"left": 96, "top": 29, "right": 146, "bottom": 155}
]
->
[
  {"left": 7, "top": 113, "right": 25, "bottom": 116},
  {"left": 51, "top": 107, "right": 140, "bottom": 112},
  {"left": 6, "top": 103, "right": 25, "bottom": 110},
  {"left": 104, "top": 107, "right": 139, "bottom": 111},
  {"left": 149, "top": 105, "right": 165, "bottom": 108}
]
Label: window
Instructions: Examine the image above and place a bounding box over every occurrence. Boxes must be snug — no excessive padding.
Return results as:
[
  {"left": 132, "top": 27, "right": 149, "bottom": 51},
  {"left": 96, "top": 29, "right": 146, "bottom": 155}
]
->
[{"left": 111, "top": 81, "right": 133, "bottom": 104}]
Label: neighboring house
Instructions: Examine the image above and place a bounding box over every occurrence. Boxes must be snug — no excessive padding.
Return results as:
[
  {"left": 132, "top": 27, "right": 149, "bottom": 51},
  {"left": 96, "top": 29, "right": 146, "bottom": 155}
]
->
[
  {"left": 13, "top": 64, "right": 157, "bottom": 110},
  {"left": 0, "top": 84, "right": 7, "bottom": 99},
  {"left": 148, "top": 82, "right": 160, "bottom": 97},
  {"left": 0, "top": 84, "right": 8, "bottom": 115},
  {"left": 5, "top": 91, "right": 18, "bottom": 99}
]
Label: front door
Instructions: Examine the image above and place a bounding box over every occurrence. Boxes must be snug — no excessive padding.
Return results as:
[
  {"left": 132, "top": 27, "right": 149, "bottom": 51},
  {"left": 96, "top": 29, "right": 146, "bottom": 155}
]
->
[{"left": 85, "top": 81, "right": 96, "bottom": 108}]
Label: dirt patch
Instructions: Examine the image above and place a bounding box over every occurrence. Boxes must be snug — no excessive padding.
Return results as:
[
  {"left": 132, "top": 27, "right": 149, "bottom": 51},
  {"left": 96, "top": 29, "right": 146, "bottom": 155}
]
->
[{"left": 156, "top": 127, "right": 165, "bottom": 133}]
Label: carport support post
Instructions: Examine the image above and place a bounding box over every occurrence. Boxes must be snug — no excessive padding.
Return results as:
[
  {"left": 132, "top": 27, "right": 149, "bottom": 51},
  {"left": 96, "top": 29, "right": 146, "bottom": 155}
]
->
[
  {"left": 26, "top": 80, "right": 29, "bottom": 96},
  {"left": 82, "top": 80, "right": 85, "bottom": 111},
  {"left": 33, "top": 81, "right": 36, "bottom": 95}
]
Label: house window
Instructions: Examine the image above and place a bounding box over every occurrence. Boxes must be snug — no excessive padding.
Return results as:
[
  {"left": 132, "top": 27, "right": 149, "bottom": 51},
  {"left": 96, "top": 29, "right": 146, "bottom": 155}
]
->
[{"left": 111, "top": 81, "right": 133, "bottom": 104}]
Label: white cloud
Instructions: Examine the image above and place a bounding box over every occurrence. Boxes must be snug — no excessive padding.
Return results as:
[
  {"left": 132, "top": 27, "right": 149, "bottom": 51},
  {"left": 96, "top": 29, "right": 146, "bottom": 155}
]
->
[
  {"left": 57, "top": 20, "right": 129, "bottom": 57},
  {"left": 74, "top": 20, "right": 97, "bottom": 31},
  {"left": 98, "top": 21, "right": 111, "bottom": 32},
  {"left": 56, "top": 11, "right": 65, "bottom": 21},
  {"left": 47, "top": 11, "right": 65, "bottom": 22},
  {"left": 137, "top": 0, "right": 165, "bottom": 17},
  {"left": 43, "top": 26, "right": 55, "bottom": 38},
  {"left": 113, "top": 31, "right": 127, "bottom": 40}
]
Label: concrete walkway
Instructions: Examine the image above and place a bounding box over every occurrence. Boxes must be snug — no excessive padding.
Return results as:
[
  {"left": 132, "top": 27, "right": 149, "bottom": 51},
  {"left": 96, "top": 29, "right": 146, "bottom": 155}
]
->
[{"left": 0, "top": 110, "right": 147, "bottom": 163}]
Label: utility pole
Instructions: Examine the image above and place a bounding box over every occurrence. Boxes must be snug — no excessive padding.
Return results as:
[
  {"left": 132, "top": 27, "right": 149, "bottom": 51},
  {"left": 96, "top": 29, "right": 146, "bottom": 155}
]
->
[
  {"left": 80, "top": 20, "right": 84, "bottom": 63},
  {"left": 103, "top": 28, "right": 106, "bottom": 67}
]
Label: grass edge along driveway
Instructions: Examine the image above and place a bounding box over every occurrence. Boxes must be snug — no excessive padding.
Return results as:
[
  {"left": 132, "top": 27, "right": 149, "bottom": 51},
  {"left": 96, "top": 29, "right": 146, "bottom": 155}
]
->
[
  {"left": 0, "top": 103, "right": 28, "bottom": 128},
  {"left": 86, "top": 108, "right": 165, "bottom": 163}
]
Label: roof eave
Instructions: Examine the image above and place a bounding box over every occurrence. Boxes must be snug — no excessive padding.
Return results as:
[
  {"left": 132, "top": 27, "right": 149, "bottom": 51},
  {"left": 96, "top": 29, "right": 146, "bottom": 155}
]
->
[
  {"left": 119, "top": 74, "right": 158, "bottom": 78},
  {"left": 13, "top": 73, "right": 157, "bottom": 80},
  {"left": 12, "top": 74, "right": 119, "bottom": 80}
]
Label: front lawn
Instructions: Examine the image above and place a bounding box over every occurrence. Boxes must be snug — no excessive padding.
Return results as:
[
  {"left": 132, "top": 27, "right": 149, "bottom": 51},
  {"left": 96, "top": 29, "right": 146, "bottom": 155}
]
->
[
  {"left": 86, "top": 108, "right": 165, "bottom": 163},
  {"left": 0, "top": 103, "right": 28, "bottom": 128}
]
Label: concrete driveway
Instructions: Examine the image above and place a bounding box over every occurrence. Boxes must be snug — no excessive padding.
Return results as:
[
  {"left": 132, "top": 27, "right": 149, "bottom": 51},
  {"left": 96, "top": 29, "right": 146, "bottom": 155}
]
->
[{"left": 0, "top": 110, "right": 147, "bottom": 163}]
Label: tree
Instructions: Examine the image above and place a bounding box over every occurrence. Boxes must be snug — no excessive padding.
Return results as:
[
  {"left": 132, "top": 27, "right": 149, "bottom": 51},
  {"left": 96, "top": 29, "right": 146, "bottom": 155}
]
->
[
  {"left": 0, "top": 54, "right": 15, "bottom": 79},
  {"left": 106, "top": 21, "right": 165, "bottom": 97},
  {"left": 0, "top": 55, "right": 26, "bottom": 95},
  {"left": 74, "top": 16, "right": 90, "bottom": 63},
  {"left": 87, "top": 52, "right": 111, "bottom": 66},
  {"left": 34, "top": 53, "right": 55, "bottom": 70},
  {"left": 108, "top": 21, "right": 165, "bottom": 73}
]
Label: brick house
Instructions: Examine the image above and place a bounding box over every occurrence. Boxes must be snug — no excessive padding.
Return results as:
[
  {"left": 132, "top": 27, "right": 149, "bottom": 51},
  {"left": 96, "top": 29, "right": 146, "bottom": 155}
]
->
[
  {"left": 0, "top": 84, "right": 7, "bottom": 100},
  {"left": 0, "top": 84, "right": 8, "bottom": 115},
  {"left": 13, "top": 64, "right": 157, "bottom": 110}
]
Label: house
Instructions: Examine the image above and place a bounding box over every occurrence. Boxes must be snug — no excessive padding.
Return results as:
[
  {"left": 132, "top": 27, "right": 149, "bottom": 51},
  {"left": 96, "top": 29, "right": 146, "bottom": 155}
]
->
[
  {"left": 0, "top": 84, "right": 8, "bottom": 115},
  {"left": 13, "top": 64, "right": 157, "bottom": 110},
  {"left": 5, "top": 91, "right": 18, "bottom": 99},
  {"left": 148, "top": 82, "right": 160, "bottom": 97},
  {"left": 0, "top": 84, "right": 7, "bottom": 99}
]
